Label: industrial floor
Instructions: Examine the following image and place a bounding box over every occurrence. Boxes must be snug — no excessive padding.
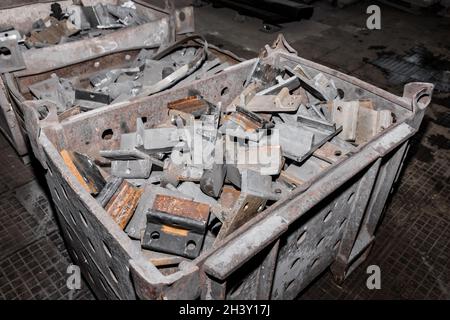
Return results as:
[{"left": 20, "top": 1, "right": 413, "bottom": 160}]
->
[{"left": 0, "top": 0, "right": 449, "bottom": 300}]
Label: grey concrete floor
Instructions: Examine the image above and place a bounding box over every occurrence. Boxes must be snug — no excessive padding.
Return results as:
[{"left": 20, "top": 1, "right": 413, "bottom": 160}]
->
[{"left": 0, "top": 0, "right": 449, "bottom": 299}]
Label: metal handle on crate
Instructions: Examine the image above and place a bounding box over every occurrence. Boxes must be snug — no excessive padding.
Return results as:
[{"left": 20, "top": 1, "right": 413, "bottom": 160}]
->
[{"left": 403, "top": 82, "right": 434, "bottom": 113}]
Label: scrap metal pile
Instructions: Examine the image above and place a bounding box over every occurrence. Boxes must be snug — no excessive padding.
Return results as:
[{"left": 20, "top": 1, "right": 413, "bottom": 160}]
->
[
  {"left": 28, "top": 39, "right": 232, "bottom": 115},
  {"left": 60, "top": 60, "right": 395, "bottom": 264},
  {"left": 3, "top": 1, "right": 153, "bottom": 49}
]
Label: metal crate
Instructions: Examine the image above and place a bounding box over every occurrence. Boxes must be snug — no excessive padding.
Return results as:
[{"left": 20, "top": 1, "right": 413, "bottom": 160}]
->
[
  {"left": 0, "top": 0, "right": 194, "bottom": 161},
  {"left": 22, "top": 36, "right": 433, "bottom": 299}
]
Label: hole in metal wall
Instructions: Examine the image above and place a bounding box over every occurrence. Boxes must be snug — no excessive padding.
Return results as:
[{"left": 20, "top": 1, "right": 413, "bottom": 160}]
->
[
  {"left": 179, "top": 11, "right": 186, "bottom": 22},
  {"left": 151, "top": 231, "right": 160, "bottom": 240},
  {"left": 99, "top": 277, "right": 107, "bottom": 291},
  {"left": 186, "top": 240, "right": 196, "bottom": 251},
  {"left": 101, "top": 129, "right": 114, "bottom": 140},
  {"left": 53, "top": 188, "right": 61, "bottom": 200},
  {"left": 333, "top": 239, "right": 341, "bottom": 250},
  {"left": 347, "top": 192, "right": 355, "bottom": 203},
  {"left": 69, "top": 210, "right": 77, "bottom": 225},
  {"left": 316, "top": 237, "right": 325, "bottom": 248},
  {"left": 87, "top": 237, "right": 96, "bottom": 253},
  {"left": 37, "top": 105, "right": 49, "bottom": 120},
  {"left": 66, "top": 228, "right": 73, "bottom": 241},
  {"left": 81, "top": 251, "right": 88, "bottom": 264},
  {"left": 0, "top": 46, "right": 11, "bottom": 59},
  {"left": 79, "top": 210, "right": 89, "bottom": 228},
  {"left": 290, "top": 257, "right": 300, "bottom": 269},
  {"left": 61, "top": 187, "right": 69, "bottom": 200},
  {"left": 339, "top": 218, "right": 347, "bottom": 229},
  {"left": 87, "top": 270, "right": 95, "bottom": 284},
  {"left": 221, "top": 87, "right": 229, "bottom": 96},
  {"left": 297, "top": 229, "right": 307, "bottom": 246},
  {"left": 109, "top": 267, "right": 119, "bottom": 283},
  {"left": 71, "top": 249, "right": 78, "bottom": 261},
  {"left": 103, "top": 241, "right": 112, "bottom": 258},
  {"left": 323, "top": 210, "right": 332, "bottom": 223},
  {"left": 285, "top": 278, "right": 296, "bottom": 291}
]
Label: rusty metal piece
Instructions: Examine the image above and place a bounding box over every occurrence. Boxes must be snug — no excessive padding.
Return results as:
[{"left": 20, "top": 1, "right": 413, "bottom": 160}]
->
[
  {"left": 105, "top": 179, "right": 143, "bottom": 229},
  {"left": 218, "top": 185, "right": 241, "bottom": 210},
  {"left": 331, "top": 100, "right": 359, "bottom": 142},
  {"left": 200, "top": 163, "right": 226, "bottom": 198},
  {"left": 0, "top": 38, "right": 25, "bottom": 73},
  {"left": 215, "top": 193, "right": 266, "bottom": 243},
  {"left": 227, "top": 82, "right": 259, "bottom": 112},
  {"left": 96, "top": 176, "right": 124, "bottom": 208},
  {"left": 28, "top": 75, "right": 75, "bottom": 113},
  {"left": 141, "top": 249, "right": 187, "bottom": 267},
  {"left": 228, "top": 106, "right": 270, "bottom": 131},
  {"left": 284, "top": 156, "right": 331, "bottom": 186},
  {"left": 152, "top": 195, "right": 210, "bottom": 222},
  {"left": 142, "top": 195, "right": 210, "bottom": 258},
  {"left": 276, "top": 122, "right": 314, "bottom": 162},
  {"left": 230, "top": 144, "right": 282, "bottom": 176},
  {"left": 220, "top": 107, "right": 272, "bottom": 142},
  {"left": 60, "top": 149, "right": 105, "bottom": 194},
  {"left": 161, "top": 159, "right": 204, "bottom": 187},
  {"left": 242, "top": 87, "right": 302, "bottom": 113},
  {"left": 58, "top": 106, "right": 82, "bottom": 121},
  {"left": 169, "top": 109, "right": 195, "bottom": 127},
  {"left": 313, "top": 137, "right": 356, "bottom": 164},
  {"left": 279, "top": 170, "right": 305, "bottom": 188},
  {"left": 126, "top": 183, "right": 194, "bottom": 240},
  {"left": 26, "top": 17, "right": 80, "bottom": 47},
  {"left": 328, "top": 99, "right": 394, "bottom": 144},
  {"left": 61, "top": 149, "right": 92, "bottom": 193},
  {"left": 138, "top": 47, "right": 207, "bottom": 97},
  {"left": 167, "top": 95, "right": 213, "bottom": 117},
  {"left": 355, "top": 107, "right": 393, "bottom": 145}
]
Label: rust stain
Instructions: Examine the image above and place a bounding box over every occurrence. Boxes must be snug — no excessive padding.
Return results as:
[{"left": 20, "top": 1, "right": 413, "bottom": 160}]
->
[
  {"left": 106, "top": 180, "right": 143, "bottom": 229},
  {"left": 314, "top": 142, "right": 347, "bottom": 163},
  {"left": 161, "top": 225, "right": 189, "bottom": 237},
  {"left": 60, "top": 149, "right": 93, "bottom": 193},
  {"left": 153, "top": 194, "right": 210, "bottom": 222},
  {"left": 219, "top": 185, "right": 241, "bottom": 209},
  {"left": 231, "top": 112, "right": 261, "bottom": 131},
  {"left": 280, "top": 171, "right": 305, "bottom": 187},
  {"left": 167, "top": 96, "right": 210, "bottom": 114}
]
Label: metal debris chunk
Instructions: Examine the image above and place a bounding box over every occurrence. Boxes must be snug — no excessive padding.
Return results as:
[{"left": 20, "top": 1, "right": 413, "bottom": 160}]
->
[
  {"left": 0, "top": 38, "right": 26, "bottom": 73},
  {"left": 126, "top": 184, "right": 193, "bottom": 240},
  {"left": 96, "top": 176, "right": 124, "bottom": 207},
  {"left": 142, "top": 195, "right": 210, "bottom": 258},
  {"left": 105, "top": 179, "right": 143, "bottom": 229},
  {"left": 60, "top": 150, "right": 105, "bottom": 195}
]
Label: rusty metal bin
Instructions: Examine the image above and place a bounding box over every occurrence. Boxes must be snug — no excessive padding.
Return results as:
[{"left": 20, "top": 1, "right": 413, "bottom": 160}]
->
[
  {"left": 22, "top": 37, "right": 433, "bottom": 299},
  {"left": 0, "top": 0, "right": 194, "bottom": 161}
]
